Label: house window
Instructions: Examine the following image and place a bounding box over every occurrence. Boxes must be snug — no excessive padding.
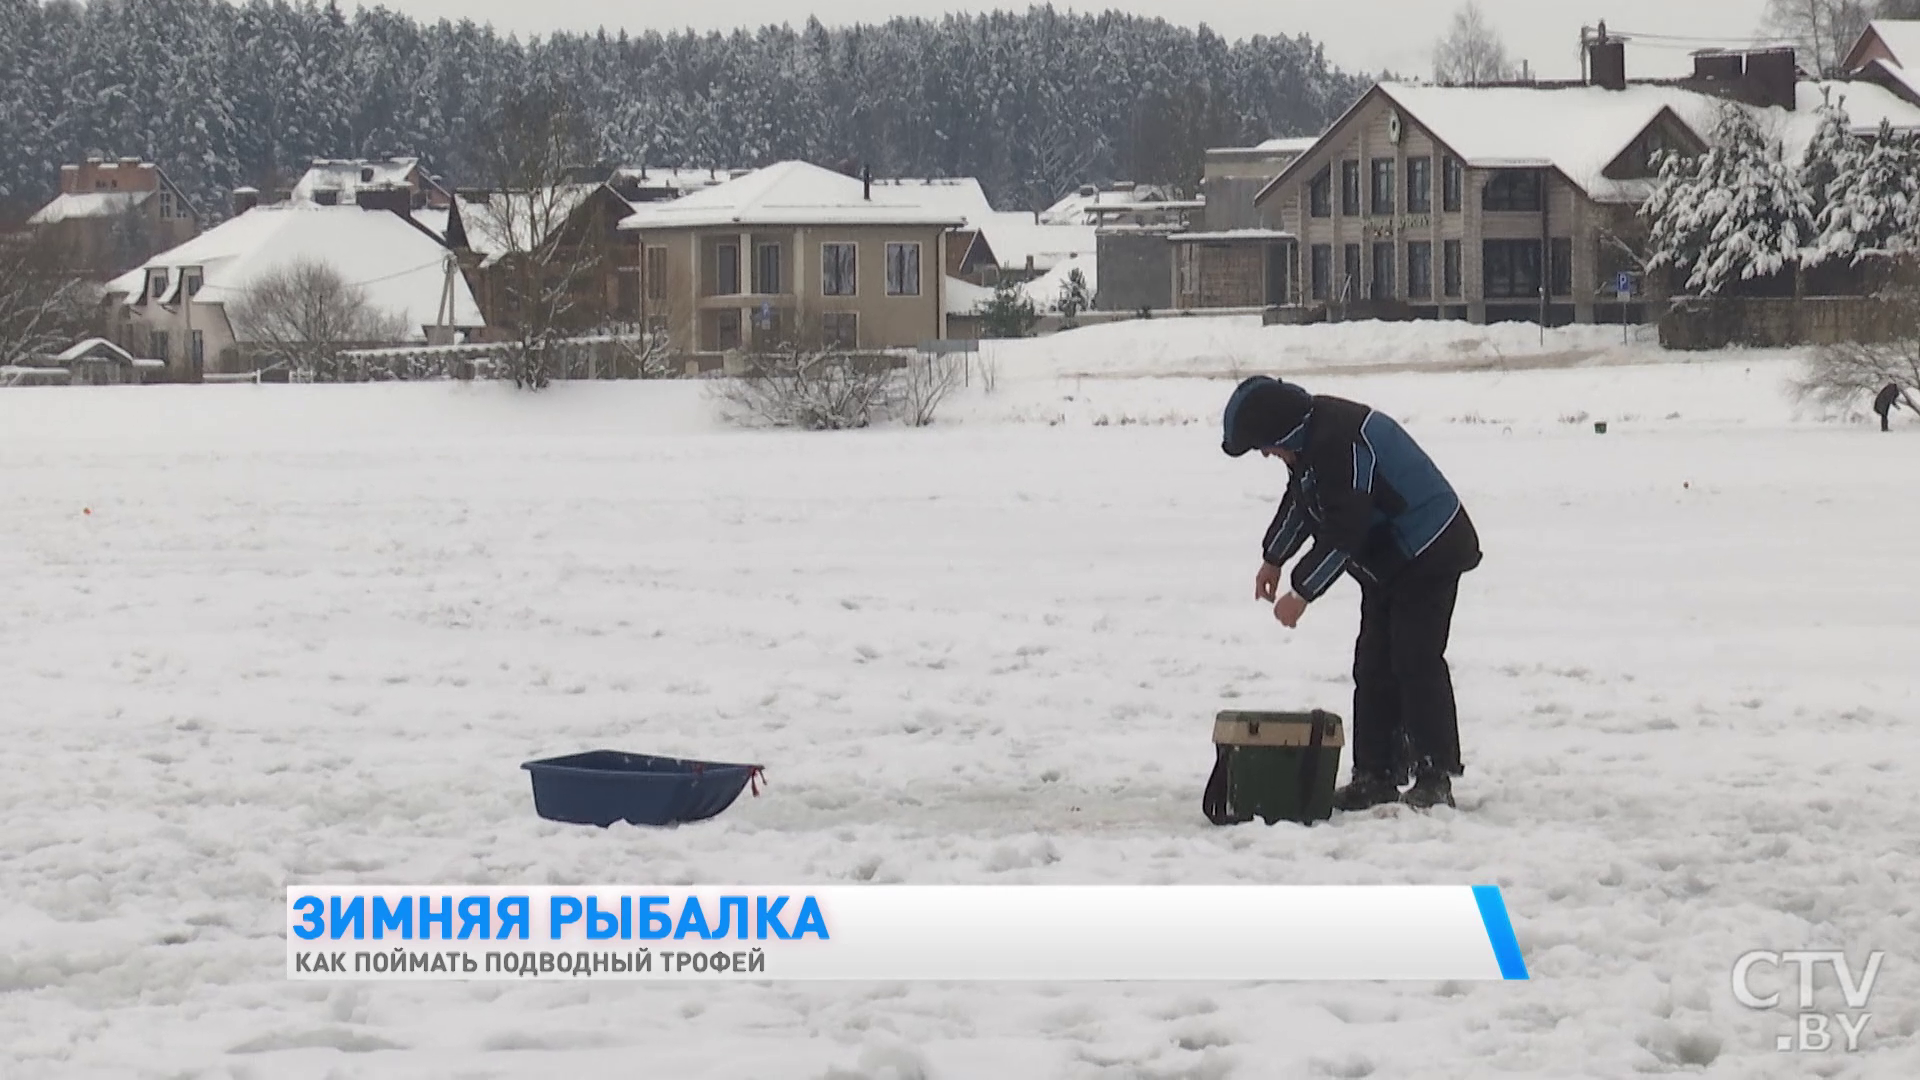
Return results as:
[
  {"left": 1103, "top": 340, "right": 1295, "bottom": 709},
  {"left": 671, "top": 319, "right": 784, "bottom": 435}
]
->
[
  {"left": 645, "top": 246, "right": 667, "bottom": 301},
  {"left": 1371, "top": 159, "right": 1395, "bottom": 215},
  {"left": 821, "top": 243, "right": 857, "bottom": 296},
  {"left": 159, "top": 192, "right": 174, "bottom": 219},
  {"left": 715, "top": 309, "right": 741, "bottom": 350},
  {"left": 184, "top": 270, "right": 202, "bottom": 298},
  {"left": 715, "top": 243, "right": 740, "bottom": 295},
  {"left": 1443, "top": 239, "right": 1462, "bottom": 297},
  {"left": 1483, "top": 170, "right": 1544, "bottom": 212},
  {"left": 1407, "top": 241, "right": 1433, "bottom": 299},
  {"left": 1309, "top": 167, "right": 1332, "bottom": 218},
  {"left": 1443, "top": 157, "right": 1463, "bottom": 212},
  {"left": 148, "top": 270, "right": 167, "bottom": 300},
  {"left": 1342, "top": 244, "right": 1361, "bottom": 301},
  {"left": 1484, "top": 239, "right": 1543, "bottom": 299},
  {"left": 822, "top": 312, "right": 858, "bottom": 348},
  {"left": 1407, "top": 157, "right": 1432, "bottom": 214},
  {"left": 1341, "top": 160, "right": 1361, "bottom": 216},
  {"left": 149, "top": 331, "right": 169, "bottom": 360},
  {"left": 1551, "top": 237, "right": 1573, "bottom": 297},
  {"left": 753, "top": 243, "right": 781, "bottom": 294},
  {"left": 1625, "top": 126, "right": 1674, "bottom": 177},
  {"left": 617, "top": 271, "right": 640, "bottom": 318},
  {"left": 885, "top": 242, "right": 921, "bottom": 296},
  {"left": 1310, "top": 244, "right": 1332, "bottom": 301},
  {"left": 1371, "top": 241, "right": 1395, "bottom": 298},
  {"left": 190, "top": 330, "right": 204, "bottom": 370}
]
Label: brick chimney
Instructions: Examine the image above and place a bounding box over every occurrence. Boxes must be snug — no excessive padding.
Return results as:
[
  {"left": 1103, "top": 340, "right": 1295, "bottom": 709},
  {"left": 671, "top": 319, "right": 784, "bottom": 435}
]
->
[
  {"left": 354, "top": 183, "right": 413, "bottom": 217},
  {"left": 1587, "top": 21, "right": 1626, "bottom": 91},
  {"left": 1744, "top": 47, "right": 1799, "bottom": 110},
  {"left": 232, "top": 186, "right": 260, "bottom": 217}
]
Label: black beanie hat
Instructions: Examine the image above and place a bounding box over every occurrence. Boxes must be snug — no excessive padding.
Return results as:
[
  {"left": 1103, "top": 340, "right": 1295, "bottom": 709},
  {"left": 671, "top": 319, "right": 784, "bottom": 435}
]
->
[{"left": 1221, "top": 376, "right": 1313, "bottom": 457}]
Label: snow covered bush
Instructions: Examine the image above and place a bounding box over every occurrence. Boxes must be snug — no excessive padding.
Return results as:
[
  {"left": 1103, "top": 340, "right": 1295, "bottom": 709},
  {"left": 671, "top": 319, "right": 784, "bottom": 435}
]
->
[
  {"left": 1055, "top": 268, "right": 1093, "bottom": 328},
  {"left": 1644, "top": 102, "right": 1813, "bottom": 296},
  {"left": 709, "top": 347, "right": 902, "bottom": 431},
  {"left": 980, "top": 279, "right": 1039, "bottom": 339}
]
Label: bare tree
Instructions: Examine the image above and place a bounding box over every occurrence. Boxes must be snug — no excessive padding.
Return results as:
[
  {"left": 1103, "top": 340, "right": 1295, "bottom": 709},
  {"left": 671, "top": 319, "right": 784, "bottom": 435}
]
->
[
  {"left": 227, "top": 258, "right": 409, "bottom": 380},
  {"left": 1879, "top": 0, "right": 1920, "bottom": 19},
  {"left": 0, "top": 228, "right": 97, "bottom": 366},
  {"left": 1433, "top": 2, "right": 1516, "bottom": 86},
  {"left": 1763, "top": 0, "right": 1873, "bottom": 77},
  {"left": 469, "top": 84, "right": 607, "bottom": 391}
]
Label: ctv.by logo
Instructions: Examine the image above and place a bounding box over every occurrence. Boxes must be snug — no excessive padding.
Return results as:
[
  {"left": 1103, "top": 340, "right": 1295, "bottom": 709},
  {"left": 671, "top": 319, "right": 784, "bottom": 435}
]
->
[{"left": 1733, "top": 950, "right": 1886, "bottom": 1053}]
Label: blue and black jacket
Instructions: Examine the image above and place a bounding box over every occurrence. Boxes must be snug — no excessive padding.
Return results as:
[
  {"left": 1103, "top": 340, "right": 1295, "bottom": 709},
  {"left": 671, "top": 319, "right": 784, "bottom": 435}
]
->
[{"left": 1230, "top": 383, "right": 1481, "bottom": 601}]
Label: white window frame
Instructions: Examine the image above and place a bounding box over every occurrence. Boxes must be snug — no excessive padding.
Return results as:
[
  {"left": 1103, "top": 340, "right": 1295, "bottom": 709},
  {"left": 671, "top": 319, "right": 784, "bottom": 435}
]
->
[
  {"left": 821, "top": 242, "right": 857, "bottom": 297},
  {"left": 885, "top": 241, "right": 921, "bottom": 297}
]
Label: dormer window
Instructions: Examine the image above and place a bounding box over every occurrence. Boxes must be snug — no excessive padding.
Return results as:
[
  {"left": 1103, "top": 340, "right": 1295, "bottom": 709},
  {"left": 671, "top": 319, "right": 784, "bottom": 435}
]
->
[
  {"left": 184, "top": 271, "right": 203, "bottom": 298},
  {"left": 148, "top": 269, "right": 168, "bottom": 300}
]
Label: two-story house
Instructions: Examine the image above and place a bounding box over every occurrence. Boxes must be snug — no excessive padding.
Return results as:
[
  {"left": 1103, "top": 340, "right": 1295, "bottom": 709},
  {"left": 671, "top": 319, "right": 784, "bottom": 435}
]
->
[
  {"left": 25, "top": 158, "right": 201, "bottom": 279},
  {"left": 618, "top": 161, "right": 966, "bottom": 359}
]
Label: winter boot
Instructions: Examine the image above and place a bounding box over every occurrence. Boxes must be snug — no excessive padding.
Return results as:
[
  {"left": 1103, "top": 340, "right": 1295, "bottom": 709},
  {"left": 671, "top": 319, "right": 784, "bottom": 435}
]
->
[
  {"left": 1402, "top": 766, "right": 1456, "bottom": 810},
  {"left": 1333, "top": 771, "right": 1403, "bottom": 812}
]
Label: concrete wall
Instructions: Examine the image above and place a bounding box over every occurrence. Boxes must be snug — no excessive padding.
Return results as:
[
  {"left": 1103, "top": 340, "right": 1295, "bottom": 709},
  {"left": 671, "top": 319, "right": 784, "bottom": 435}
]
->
[
  {"left": 1095, "top": 231, "right": 1174, "bottom": 312},
  {"left": 1659, "top": 296, "right": 1913, "bottom": 350}
]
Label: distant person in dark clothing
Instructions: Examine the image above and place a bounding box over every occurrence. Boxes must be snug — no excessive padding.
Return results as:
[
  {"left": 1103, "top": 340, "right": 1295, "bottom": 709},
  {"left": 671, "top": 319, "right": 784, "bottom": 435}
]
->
[
  {"left": 1875, "top": 383, "right": 1902, "bottom": 432},
  {"left": 1223, "top": 377, "right": 1482, "bottom": 811}
]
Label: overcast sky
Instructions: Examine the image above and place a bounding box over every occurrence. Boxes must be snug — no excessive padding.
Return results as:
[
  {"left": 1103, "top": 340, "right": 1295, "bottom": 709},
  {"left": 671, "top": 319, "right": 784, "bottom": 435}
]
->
[{"left": 349, "top": 0, "right": 1779, "bottom": 81}]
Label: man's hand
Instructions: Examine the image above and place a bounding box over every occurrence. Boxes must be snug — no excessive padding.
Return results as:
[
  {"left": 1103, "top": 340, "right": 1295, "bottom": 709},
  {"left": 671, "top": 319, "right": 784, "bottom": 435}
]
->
[
  {"left": 1255, "top": 561, "right": 1282, "bottom": 602},
  {"left": 1274, "top": 591, "right": 1308, "bottom": 628}
]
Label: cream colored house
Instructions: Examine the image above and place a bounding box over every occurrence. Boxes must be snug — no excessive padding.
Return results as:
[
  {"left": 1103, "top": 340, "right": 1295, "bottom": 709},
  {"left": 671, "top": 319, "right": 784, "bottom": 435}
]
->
[{"left": 618, "top": 161, "right": 966, "bottom": 358}]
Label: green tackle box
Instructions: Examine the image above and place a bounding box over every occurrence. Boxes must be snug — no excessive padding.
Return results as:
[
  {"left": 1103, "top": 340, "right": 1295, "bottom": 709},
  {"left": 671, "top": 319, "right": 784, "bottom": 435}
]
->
[{"left": 1204, "top": 710, "right": 1344, "bottom": 826}]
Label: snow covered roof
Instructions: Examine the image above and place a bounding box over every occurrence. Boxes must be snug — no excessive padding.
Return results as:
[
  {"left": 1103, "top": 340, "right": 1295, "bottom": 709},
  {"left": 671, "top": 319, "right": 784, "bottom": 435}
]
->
[
  {"left": 1261, "top": 79, "right": 1920, "bottom": 209},
  {"left": 28, "top": 191, "right": 153, "bottom": 225},
  {"left": 457, "top": 186, "right": 601, "bottom": 266},
  {"left": 411, "top": 207, "right": 450, "bottom": 243},
  {"left": 104, "top": 204, "right": 483, "bottom": 336},
  {"left": 865, "top": 178, "right": 996, "bottom": 226},
  {"left": 969, "top": 213, "right": 1096, "bottom": 272},
  {"left": 610, "top": 167, "right": 742, "bottom": 192},
  {"left": 53, "top": 338, "right": 137, "bottom": 363},
  {"left": 1257, "top": 137, "right": 1320, "bottom": 153},
  {"left": 617, "top": 161, "right": 970, "bottom": 230},
  {"left": 946, "top": 251, "right": 1099, "bottom": 316},
  {"left": 1038, "top": 184, "right": 1194, "bottom": 225},
  {"left": 292, "top": 158, "right": 430, "bottom": 204}
]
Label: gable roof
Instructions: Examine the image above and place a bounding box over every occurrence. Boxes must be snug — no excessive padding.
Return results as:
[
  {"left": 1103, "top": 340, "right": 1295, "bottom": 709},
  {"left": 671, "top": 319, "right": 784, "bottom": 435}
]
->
[
  {"left": 28, "top": 190, "right": 154, "bottom": 225},
  {"left": 291, "top": 158, "right": 448, "bottom": 206},
  {"left": 617, "top": 161, "right": 969, "bottom": 230},
  {"left": 1846, "top": 20, "right": 1920, "bottom": 72},
  {"left": 964, "top": 212, "right": 1096, "bottom": 272},
  {"left": 455, "top": 184, "right": 610, "bottom": 266},
  {"left": 103, "top": 204, "right": 483, "bottom": 335},
  {"left": 54, "top": 337, "right": 136, "bottom": 363}
]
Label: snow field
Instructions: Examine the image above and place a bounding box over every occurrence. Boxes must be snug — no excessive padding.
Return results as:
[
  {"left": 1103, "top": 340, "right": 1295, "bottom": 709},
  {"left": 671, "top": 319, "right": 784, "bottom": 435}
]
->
[{"left": 0, "top": 322, "right": 1916, "bottom": 1078}]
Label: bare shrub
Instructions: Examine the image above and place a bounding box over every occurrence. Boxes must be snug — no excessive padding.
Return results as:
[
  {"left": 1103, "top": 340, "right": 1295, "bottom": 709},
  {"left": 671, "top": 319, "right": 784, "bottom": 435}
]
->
[
  {"left": 897, "top": 354, "right": 964, "bottom": 427},
  {"left": 709, "top": 347, "right": 900, "bottom": 430},
  {"left": 1796, "top": 337, "right": 1920, "bottom": 418}
]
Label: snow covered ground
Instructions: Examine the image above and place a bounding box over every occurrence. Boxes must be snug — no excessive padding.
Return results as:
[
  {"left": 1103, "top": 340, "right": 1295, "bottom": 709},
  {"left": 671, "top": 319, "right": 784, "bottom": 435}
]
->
[{"left": 1, "top": 320, "right": 1917, "bottom": 1079}]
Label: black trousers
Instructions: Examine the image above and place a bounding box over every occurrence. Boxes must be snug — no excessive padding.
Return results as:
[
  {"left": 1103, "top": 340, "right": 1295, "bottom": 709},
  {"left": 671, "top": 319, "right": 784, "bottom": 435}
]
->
[{"left": 1351, "top": 566, "right": 1465, "bottom": 778}]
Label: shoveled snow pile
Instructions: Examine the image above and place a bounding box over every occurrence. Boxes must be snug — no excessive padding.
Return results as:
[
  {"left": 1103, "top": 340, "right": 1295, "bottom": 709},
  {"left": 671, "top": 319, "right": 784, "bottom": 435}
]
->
[
  {"left": 981, "top": 315, "right": 1665, "bottom": 379},
  {"left": 0, "top": 327, "right": 1915, "bottom": 1078}
]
